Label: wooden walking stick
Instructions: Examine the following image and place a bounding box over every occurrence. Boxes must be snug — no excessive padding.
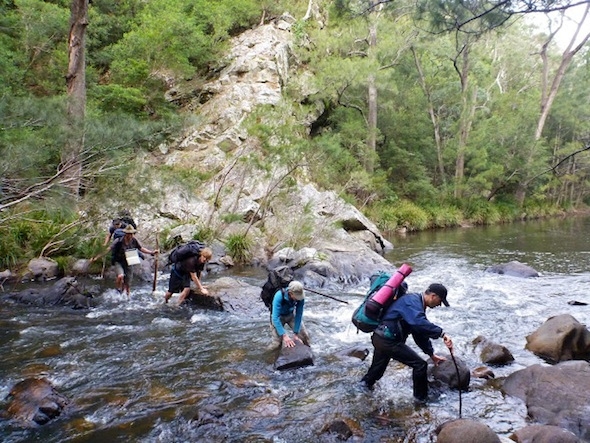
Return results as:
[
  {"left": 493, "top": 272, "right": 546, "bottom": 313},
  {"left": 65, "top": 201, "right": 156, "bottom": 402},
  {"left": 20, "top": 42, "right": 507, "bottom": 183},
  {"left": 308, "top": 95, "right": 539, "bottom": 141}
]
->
[
  {"left": 100, "top": 256, "right": 106, "bottom": 280},
  {"left": 152, "top": 234, "right": 159, "bottom": 293}
]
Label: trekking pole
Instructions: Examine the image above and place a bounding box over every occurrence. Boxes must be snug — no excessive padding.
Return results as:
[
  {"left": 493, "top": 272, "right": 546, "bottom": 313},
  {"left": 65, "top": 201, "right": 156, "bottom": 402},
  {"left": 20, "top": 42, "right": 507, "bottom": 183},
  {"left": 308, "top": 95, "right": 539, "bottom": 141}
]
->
[
  {"left": 303, "top": 287, "right": 349, "bottom": 304},
  {"left": 449, "top": 346, "right": 462, "bottom": 418}
]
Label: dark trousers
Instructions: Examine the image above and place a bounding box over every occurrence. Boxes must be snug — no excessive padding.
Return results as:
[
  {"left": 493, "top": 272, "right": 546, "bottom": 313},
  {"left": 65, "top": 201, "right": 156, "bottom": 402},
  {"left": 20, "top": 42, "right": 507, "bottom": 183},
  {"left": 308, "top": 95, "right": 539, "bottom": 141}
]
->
[{"left": 362, "top": 333, "right": 428, "bottom": 400}]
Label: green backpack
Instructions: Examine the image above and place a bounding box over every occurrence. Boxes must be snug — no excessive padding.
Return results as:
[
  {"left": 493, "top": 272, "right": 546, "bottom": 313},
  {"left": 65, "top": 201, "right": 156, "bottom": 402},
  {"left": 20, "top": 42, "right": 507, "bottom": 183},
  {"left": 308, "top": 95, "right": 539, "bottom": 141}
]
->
[{"left": 351, "top": 271, "right": 407, "bottom": 333}]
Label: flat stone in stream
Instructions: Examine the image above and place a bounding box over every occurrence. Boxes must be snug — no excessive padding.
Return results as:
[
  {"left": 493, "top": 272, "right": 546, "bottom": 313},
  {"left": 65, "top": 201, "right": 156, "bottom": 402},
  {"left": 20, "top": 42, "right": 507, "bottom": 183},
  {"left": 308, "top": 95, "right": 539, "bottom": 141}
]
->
[{"left": 274, "top": 342, "right": 314, "bottom": 370}]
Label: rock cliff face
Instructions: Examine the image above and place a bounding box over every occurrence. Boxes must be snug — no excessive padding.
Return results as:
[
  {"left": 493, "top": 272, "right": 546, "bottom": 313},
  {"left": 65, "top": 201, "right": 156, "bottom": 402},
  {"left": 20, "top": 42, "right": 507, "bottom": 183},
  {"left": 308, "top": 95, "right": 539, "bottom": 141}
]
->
[{"left": 138, "top": 17, "right": 394, "bottom": 286}]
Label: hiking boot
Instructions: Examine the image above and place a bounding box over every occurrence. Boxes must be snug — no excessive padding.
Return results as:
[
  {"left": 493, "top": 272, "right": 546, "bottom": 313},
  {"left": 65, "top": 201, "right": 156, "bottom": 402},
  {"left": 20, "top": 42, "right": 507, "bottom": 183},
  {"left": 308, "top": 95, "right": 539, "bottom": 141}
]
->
[
  {"left": 359, "top": 379, "right": 374, "bottom": 392},
  {"left": 413, "top": 396, "right": 428, "bottom": 407}
]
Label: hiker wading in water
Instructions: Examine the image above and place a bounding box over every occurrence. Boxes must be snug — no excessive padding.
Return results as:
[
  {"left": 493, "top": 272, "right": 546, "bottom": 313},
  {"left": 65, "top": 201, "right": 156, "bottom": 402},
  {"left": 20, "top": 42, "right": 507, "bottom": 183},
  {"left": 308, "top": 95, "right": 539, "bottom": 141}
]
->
[
  {"left": 361, "top": 283, "right": 453, "bottom": 404},
  {"left": 104, "top": 225, "right": 157, "bottom": 297}
]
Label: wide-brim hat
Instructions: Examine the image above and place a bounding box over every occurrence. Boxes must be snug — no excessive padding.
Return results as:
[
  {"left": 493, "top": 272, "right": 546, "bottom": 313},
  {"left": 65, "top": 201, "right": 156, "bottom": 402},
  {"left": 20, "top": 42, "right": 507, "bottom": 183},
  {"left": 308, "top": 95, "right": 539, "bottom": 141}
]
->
[{"left": 122, "top": 225, "right": 137, "bottom": 234}]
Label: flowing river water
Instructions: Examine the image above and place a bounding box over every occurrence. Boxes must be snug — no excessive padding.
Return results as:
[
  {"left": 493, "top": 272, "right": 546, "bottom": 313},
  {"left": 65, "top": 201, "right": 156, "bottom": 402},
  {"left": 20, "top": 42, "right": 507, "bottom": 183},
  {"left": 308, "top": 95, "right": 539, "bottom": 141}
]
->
[{"left": 2, "top": 216, "right": 590, "bottom": 442}]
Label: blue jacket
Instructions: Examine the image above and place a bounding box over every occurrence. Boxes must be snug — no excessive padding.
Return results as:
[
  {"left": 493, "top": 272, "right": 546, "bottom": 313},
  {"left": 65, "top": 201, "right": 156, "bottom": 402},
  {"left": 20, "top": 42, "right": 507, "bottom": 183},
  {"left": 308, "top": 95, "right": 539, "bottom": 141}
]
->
[
  {"left": 379, "top": 292, "right": 444, "bottom": 356},
  {"left": 271, "top": 289, "right": 304, "bottom": 336}
]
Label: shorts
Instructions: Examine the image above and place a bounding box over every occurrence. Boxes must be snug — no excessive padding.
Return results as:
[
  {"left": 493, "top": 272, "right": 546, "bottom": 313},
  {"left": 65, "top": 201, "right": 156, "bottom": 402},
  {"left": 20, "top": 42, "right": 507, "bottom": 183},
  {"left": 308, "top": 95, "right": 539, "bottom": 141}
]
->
[
  {"left": 168, "top": 268, "right": 191, "bottom": 294},
  {"left": 113, "top": 262, "right": 134, "bottom": 286}
]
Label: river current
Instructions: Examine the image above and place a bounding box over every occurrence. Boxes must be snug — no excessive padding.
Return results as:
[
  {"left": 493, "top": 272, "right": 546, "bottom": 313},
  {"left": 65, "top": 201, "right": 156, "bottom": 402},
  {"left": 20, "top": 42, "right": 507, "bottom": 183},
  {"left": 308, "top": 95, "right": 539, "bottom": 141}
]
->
[{"left": 1, "top": 216, "right": 590, "bottom": 442}]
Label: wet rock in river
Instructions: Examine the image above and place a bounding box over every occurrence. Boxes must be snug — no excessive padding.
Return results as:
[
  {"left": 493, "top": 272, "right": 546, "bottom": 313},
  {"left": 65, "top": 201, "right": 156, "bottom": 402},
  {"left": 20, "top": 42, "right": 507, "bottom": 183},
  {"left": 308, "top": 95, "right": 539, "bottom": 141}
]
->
[
  {"left": 502, "top": 360, "right": 590, "bottom": 441},
  {"left": 4, "top": 378, "right": 68, "bottom": 426},
  {"left": 472, "top": 335, "right": 514, "bottom": 366},
  {"left": 485, "top": 260, "right": 539, "bottom": 278},
  {"left": 274, "top": 342, "right": 314, "bottom": 370},
  {"left": 435, "top": 418, "right": 501, "bottom": 443},
  {"left": 525, "top": 314, "right": 590, "bottom": 362}
]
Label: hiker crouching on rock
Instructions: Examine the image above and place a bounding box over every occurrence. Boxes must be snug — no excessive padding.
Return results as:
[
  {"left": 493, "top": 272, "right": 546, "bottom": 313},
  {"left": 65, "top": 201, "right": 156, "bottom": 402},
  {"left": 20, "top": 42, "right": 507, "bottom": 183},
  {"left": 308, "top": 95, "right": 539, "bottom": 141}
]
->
[
  {"left": 361, "top": 283, "right": 453, "bottom": 404},
  {"left": 270, "top": 281, "right": 310, "bottom": 349},
  {"left": 164, "top": 247, "right": 212, "bottom": 306}
]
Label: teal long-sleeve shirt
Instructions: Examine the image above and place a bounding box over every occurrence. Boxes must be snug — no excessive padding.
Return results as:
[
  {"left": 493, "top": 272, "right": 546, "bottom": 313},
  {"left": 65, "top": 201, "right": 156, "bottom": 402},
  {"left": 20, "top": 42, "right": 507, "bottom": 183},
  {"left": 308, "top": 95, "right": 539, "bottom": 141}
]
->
[{"left": 271, "top": 289, "right": 305, "bottom": 336}]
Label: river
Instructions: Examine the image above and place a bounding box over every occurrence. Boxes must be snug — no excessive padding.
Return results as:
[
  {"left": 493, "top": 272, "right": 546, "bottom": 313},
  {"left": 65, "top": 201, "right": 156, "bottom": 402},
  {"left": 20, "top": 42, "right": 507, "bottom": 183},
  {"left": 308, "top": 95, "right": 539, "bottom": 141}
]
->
[{"left": 1, "top": 216, "right": 590, "bottom": 442}]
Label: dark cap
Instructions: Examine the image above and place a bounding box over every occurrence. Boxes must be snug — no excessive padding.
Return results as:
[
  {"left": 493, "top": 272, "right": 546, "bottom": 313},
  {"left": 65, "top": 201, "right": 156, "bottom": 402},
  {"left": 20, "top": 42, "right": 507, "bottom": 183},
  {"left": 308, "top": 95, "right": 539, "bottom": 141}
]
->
[{"left": 427, "top": 283, "right": 449, "bottom": 307}]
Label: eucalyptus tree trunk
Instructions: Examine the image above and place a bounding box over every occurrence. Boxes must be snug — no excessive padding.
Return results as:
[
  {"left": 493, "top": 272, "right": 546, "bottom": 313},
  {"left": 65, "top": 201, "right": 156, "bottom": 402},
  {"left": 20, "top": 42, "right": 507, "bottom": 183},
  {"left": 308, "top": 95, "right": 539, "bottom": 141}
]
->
[
  {"left": 515, "top": 4, "right": 590, "bottom": 206},
  {"left": 366, "top": 18, "right": 378, "bottom": 174},
  {"left": 411, "top": 47, "right": 445, "bottom": 184},
  {"left": 62, "top": 0, "right": 88, "bottom": 197},
  {"left": 453, "top": 43, "right": 477, "bottom": 199}
]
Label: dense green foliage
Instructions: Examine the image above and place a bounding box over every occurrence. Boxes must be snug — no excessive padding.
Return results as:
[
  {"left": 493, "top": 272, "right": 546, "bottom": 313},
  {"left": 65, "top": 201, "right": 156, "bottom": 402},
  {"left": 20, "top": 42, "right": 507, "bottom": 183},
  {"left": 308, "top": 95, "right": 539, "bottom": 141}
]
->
[{"left": 0, "top": 0, "right": 589, "bottom": 268}]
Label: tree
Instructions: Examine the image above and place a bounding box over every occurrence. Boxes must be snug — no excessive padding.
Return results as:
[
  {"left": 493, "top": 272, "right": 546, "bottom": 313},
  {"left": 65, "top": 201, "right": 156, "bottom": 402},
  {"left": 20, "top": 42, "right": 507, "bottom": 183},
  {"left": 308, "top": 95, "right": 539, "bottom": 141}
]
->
[
  {"left": 61, "top": 0, "right": 88, "bottom": 197},
  {"left": 514, "top": 3, "right": 590, "bottom": 205}
]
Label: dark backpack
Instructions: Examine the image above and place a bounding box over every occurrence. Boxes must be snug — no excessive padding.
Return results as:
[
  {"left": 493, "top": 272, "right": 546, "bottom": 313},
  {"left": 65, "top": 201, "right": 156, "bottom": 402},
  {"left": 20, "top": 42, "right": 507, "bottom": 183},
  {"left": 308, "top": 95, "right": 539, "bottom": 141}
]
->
[
  {"left": 112, "top": 228, "right": 126, "bottom": 241},
  {"left": 352, "top": 271, "right": 407, "bottom": 333},
  {"left": 167, "top": 240, "right": 205, "bottom": 265},
  {"left": 119, "top": 215, "right": 137, "bottom": 229},
  {"left": 260, "top": 265, "right": 294, "bottom": 311}
]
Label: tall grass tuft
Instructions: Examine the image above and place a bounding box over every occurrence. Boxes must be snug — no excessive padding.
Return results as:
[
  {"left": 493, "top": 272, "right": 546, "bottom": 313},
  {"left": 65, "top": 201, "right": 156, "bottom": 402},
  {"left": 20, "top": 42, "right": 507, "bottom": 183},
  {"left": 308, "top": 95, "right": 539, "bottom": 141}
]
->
[
  {"left": 224, "top": 233, "right": 252, "bottom": 264},
  {"left": 462, "top": 199, "right": 501, "bottom": 225}
]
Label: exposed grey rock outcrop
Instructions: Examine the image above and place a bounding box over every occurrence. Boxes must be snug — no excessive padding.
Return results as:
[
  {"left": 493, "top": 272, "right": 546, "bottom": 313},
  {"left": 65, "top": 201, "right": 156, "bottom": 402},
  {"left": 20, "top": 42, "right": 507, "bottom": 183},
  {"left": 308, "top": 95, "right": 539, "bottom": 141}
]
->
[
  {"left": 125, "top": 20, "right": 395, "bottom": 285},
  {"left": 430, "top": 354, "right": 471, "bottom": 390}
]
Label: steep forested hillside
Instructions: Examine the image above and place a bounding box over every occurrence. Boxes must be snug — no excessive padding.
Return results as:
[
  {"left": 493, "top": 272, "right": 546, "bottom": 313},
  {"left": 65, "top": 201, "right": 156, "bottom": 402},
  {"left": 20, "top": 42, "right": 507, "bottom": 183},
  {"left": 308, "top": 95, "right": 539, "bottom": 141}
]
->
[{"left": 0, "top": 0, "right": 589, "bottom": 268}]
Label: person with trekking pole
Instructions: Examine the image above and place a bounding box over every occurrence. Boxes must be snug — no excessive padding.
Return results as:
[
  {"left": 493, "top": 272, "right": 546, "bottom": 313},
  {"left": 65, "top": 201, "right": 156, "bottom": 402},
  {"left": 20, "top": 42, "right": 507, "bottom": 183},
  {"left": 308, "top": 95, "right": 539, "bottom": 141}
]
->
[
  {"left": 360, "top": 283, "right": 453, "bottom": 405},
  {"left": 91, "top": 225, "right": 158, "bottom": 297}
]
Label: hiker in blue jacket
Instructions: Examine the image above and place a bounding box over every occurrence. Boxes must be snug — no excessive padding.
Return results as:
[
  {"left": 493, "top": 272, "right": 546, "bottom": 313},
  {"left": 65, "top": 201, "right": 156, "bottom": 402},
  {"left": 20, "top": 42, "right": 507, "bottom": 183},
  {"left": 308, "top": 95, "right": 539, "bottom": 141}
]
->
[
  {"left": 361, "top": 283, "right": 453, "bottom": 404},
  {"left": 270, "top": 280, "right": 310, "bottom": 349}
]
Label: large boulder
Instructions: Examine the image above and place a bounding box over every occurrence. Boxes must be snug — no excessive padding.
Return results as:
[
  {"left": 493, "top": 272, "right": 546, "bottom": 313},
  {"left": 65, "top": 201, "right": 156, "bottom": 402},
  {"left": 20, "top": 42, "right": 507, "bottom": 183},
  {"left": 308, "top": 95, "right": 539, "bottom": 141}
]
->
[
  {"left": 7, "top": 277, "right": 96, "bottom": 309},
  {"left": 185, "top": 277, "right": 265, "bottom": 316},
  {"left": 26, "top": 257, "right": 60, "bottom": 281},
  {"left": 485, "top": 260, "right": 539, "bottom": 278},
  {"left": 510, "top": 424, "right": 581, "bottom": 443},
  {"left": 269, "top": 241, "right": 395, "bottom": 289},
  {"left": 502, "top": 360, "right": 590, "bottom": 440},
  {"left": 4, "top": 378, "right": 68, "bottom": 426},
  {"left": 436, "top": 419, "right": 500, "bottom": 443},
  {"left": 525, "top": 314, "right": 590, "bottom": 363},
  {"left": 430, "top": 354, "right": 471, "bottom": 391},
  {"left": 472, "top": 335, "right": 514, "bottom": 365}
]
